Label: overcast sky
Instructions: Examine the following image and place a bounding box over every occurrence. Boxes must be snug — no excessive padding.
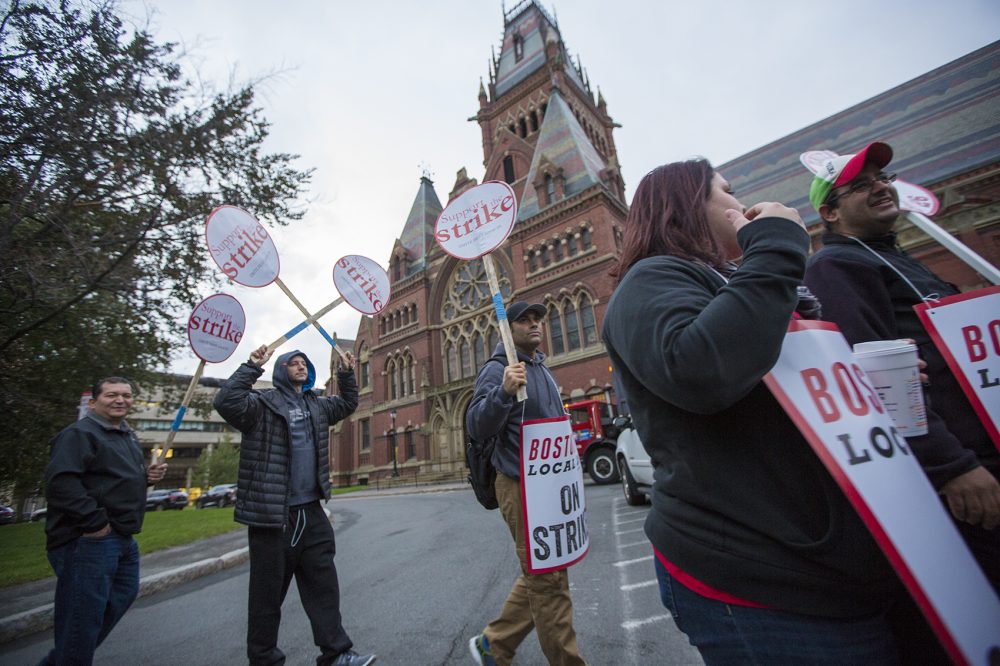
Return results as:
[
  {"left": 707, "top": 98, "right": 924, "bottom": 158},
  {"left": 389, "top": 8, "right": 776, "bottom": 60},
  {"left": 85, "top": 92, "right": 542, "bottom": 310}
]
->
[{"left": 121, "top": 0, "right": 1000, "bottom": 385}]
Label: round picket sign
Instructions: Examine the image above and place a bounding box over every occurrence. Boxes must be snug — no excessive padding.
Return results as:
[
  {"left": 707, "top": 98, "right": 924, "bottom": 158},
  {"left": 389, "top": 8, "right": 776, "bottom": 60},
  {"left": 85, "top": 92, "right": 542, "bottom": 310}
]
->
[
  {"left": 187, "top": 293, "right": 247, "bottom": 363},
  {"left": 204, "top": 206, "right": 280, "bottom": 287},
  {"left": 332, "top": 255, "right": 391, "bottom": 315},
  {"left": 434, "top": 181, "right": 517, "bottom": 260}
]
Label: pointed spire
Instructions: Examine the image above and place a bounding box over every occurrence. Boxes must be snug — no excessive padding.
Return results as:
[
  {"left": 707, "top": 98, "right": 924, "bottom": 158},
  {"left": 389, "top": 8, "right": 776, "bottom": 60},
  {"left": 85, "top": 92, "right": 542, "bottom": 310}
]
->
[{"left": 397, "top": 176, "right": 444, "bottom": 276}]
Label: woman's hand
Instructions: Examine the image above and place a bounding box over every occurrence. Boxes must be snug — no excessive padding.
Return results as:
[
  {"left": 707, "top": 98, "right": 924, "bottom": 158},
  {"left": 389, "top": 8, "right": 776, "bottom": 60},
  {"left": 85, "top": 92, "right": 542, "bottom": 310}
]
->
[{"left": 726, "top": 202, "right": 805, "bottom": 233}]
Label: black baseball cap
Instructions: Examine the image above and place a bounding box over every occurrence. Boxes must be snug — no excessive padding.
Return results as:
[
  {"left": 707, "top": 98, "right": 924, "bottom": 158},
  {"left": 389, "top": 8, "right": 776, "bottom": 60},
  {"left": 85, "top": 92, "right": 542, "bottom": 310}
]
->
[{"left": 506, "top": 301, "right": 546, "bottom": 322}]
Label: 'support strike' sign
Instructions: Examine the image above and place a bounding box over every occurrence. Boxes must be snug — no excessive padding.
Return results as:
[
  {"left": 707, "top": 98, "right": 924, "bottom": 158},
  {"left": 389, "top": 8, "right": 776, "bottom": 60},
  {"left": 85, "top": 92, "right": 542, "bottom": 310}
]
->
[
  {"left": 435, "top": 181, "right": 516, "bottom": 260},
  {"left": 764, "top": 320, "right": 1000, "bottom": 666},
  {"left": 520, "top": 417, "right": 589, "bottom": 574},
  {"left": 205, "top": 206, "right": 280, "bottom": 287},
  {"left": 915, "top": 286, "right": 1000, "bottom": 450},
  {"left": 332, "top": 255, "right": 391, "bottom": 316},
  {"left": 187, "top": 293, "right": 246, "bottom": 363}
]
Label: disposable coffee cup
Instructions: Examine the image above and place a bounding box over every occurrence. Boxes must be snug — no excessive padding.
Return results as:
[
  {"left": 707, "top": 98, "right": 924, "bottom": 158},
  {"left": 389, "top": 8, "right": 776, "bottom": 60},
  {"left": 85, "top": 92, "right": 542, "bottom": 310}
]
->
[{"left": 853, "top": 340, "right": 928, "bottom": 436}]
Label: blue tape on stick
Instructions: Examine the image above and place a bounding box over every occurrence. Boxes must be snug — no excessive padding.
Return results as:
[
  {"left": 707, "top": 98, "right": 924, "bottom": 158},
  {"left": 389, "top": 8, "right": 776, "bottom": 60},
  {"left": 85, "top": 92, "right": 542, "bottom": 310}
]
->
[
  {"left": 170, "top": 406, "right": 187, "bottom": 432},
  {"left": 492, "top": 294, "right": 506, "bottom": 320},
  {"left": 284, "top": 321, "right": 309, "bottom": 339},
  {"left": 316, "top": 324, "right": 338, "bottom": 348}
]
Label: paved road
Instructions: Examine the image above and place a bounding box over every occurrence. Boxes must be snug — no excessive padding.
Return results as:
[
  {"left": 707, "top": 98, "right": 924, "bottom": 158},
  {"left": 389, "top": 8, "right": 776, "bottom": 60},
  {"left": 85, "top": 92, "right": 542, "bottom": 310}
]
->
[{"left": 1, "top": 484, "right": 702, "bottom": 665}]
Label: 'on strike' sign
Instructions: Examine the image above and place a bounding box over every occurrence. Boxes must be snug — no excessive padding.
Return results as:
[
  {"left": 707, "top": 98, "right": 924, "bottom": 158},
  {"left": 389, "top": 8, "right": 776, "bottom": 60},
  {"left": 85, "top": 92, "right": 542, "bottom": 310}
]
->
[
  {"left": 520, "top": 416, "right": 589, "bottom": 574},
  {"left": 764, "top": 320, "right": 1000, "bottom": 666}
]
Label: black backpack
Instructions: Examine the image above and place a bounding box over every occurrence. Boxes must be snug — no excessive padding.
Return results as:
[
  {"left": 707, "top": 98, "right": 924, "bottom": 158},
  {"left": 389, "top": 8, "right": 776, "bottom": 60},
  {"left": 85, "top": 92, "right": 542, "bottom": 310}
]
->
[{"left": 465, "top": 358, "right": 505, "bottom": 510}]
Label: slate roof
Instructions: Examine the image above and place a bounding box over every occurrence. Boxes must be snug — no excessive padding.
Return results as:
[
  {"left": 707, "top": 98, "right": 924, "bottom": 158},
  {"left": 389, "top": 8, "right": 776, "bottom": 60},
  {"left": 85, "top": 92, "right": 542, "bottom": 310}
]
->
[
  {"left": 494, "top": 0, "right": 586, "bottom": 97},
  {"left": 399, "top": 176, "right": 443, "bottom": 275}
]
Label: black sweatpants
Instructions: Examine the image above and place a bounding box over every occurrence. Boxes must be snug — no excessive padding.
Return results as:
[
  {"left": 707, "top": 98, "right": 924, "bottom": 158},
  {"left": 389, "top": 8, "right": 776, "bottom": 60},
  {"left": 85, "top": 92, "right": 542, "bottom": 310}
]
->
[{"left": 247, "top": 501, "right": 353, "bottom": 666}]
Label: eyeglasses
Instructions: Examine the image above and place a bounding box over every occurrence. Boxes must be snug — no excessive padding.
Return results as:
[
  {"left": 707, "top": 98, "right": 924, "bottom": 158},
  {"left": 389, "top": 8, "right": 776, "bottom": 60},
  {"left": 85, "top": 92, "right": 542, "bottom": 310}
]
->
[{"left": 826, "top": 173, "right": 896, "bottom": 206}]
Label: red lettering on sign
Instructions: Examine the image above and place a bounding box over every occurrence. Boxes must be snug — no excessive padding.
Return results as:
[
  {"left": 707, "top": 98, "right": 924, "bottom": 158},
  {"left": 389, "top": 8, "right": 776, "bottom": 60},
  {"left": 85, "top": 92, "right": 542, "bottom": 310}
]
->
[{"left": 801, "top": 368, "right": 841, "bottom": 423}]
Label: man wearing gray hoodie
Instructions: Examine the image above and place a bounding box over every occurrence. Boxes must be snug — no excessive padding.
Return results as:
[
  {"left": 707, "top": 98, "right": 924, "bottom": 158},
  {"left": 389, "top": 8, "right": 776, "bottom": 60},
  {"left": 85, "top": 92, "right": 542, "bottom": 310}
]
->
[{"left": 214, "top": 346, "right": 374, "bottom": 666}]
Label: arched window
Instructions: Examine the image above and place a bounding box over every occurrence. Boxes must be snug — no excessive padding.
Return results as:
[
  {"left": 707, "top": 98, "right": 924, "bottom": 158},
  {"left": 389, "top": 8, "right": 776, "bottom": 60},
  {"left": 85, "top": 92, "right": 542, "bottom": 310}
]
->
[
  {"left": 530, "top": 110, "right": 538, "bottom": 132},
  {"left": 567, "top": 235, "right": 578, "bottom": 257},
  {"left": 473, "top": 332, "right": 485, "bottom": 369},
  {"left": 518, "top": 117, "right": 528, "bottom": 138},
  {"left": 408, "top": 357, "right": 416, "bottom": 394},
  {"left": 554, "top": 240, "right": 564, "bottom": 262},
  {"left": 528, "top": 252, "right": 537, "bottom": 272},
  {"left": 402, "top": 307, "right": 409, "bottom": 325},
  {"left": 581, "top": 227, "right": 592, "bottom": 250},
  {"left": 488, "top": 327, "right": 499, "bottom": 354},
  {"left": 445, "top": 342, "right": 456, "bottom": 383},
  {"left": 388, "top": 359, "right": 398, "bottom": 400},
  {"left": 513, "top": 33, "right": 524, "bottom": 61},
  {"left": 580, "top": 295, "right": 597, "bottom": 346},
  {"left": 549, "top": 307, "right": 565, "bottom": 356},
  {"left": 397, "top": 361, "right": 405, "bottom": 396},
  {"left": 503, "top": 156, "right": 515, "bottom": 184},
  {"left": 544, "top": 174, "right": 555, "bottom": 204},
  {"left": 460, "top": 339, "right": 471, "bottom": 378},
  {"left": 565, "top": 301, "right": 580, "bottom": 350},
  {"left": 540, "top": 245, "right": 550, "bottom": 266}
]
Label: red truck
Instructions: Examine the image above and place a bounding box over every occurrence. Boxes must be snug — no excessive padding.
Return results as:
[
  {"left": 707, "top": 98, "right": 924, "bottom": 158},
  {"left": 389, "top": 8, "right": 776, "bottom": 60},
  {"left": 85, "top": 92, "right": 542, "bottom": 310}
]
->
[{"left": 565, "top": 399, "right": 621, "bottom": 485}]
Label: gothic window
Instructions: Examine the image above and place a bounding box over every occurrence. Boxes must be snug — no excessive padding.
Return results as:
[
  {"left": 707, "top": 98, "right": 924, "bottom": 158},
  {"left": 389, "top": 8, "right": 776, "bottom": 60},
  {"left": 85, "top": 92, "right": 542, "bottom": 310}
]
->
[
  {"left": 581, "top": 227, "right": 592, "bottom": 251},
  {"left": 513, "top": 33, "right": 524, "bottom": 61},
  {"left": 445, "top": 342, "right": 456, "bottom": 382},
  {"left": 360, "top": 418, "right": 370, "bottom": 451},
  {"left": 473, "top": 332, "right": 485, "bottom": 369},
  {"left": 528, "top": 251, "right": 537, "bottom": 272},
  {"left": 408, "top": 357, "right": 416, "bottom": 394},
  {"left": 405, "top": 429, "right": 415, "bottom": 459},
  {"left": 402, "top": 307, "right": 409, "bottom": 325},
  {"left": 549, "top": 306, "right": 565, "bottom": 356},
  {"left": 530, "top": 110, "right": 538, "bottom": 132},
  {"left": 397, "top": 361, "right": 405, "bottom": 396},
  {"left": 387, "top": 359, "right": 397, "bottom": 400},
  {"left": 567, "top": 234, "right": 578, "bottom": 256},
  {"left": 503, "top": 156, "right": 515, "bottom": 184},
  {"left": 544, "top": 174, "right": 555, "bottom": 205},
  {"left": 565, "top": 301, "right": 580, "bottom": 350},
  {"left": 554, "top": 239, "right": 564, "bottom": 262},
  {"left": 540, "top": 245, "right": 550, "bottom": 266},
  {"left": 580, "top": 294, "right": 597, "bottom": 345},
  {"left": 518, "top": 117, "right": 528, "bottom": 138},
  {"left": 488, "top": 327, "right": 499, "bottom": 354},
  {"left": 379, "top": 318, "right": 386, "bottom": 335},
  {"left": 460, "top": 339, "right": 471, "bottom": 378}
]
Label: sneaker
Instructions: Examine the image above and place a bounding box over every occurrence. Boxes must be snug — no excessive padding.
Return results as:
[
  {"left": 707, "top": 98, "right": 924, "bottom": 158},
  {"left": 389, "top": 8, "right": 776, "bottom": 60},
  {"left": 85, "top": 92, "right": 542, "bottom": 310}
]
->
[
  {"left": 468, "top": 634, "right": 496, "bottom": 666},
  {"left": 331, "top": 649, "right": 376, "bottom": 666}
]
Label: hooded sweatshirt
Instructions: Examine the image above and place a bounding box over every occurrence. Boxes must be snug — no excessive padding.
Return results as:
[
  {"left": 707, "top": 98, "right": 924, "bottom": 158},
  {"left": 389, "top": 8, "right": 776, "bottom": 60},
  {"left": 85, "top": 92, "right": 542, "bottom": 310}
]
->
[
  {"left": 272, "top": 350, "right": 321, "bottom": 506},
  {"left": 466, "top": 344, "right": 565, "bottom": 480}
]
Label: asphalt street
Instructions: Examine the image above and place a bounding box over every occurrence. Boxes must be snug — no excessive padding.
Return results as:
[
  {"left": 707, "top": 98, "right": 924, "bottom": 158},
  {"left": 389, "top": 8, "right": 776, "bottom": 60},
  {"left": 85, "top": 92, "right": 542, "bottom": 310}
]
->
[{"left": 1, "top": 483, "right": 703, "bottom": 665}]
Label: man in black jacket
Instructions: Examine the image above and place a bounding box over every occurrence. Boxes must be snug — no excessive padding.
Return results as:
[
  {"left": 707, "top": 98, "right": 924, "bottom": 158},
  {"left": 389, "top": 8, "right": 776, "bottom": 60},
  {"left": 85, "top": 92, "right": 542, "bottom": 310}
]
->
[
  {"left": 214, "top": 346, "right": 374, "bottom": 666},
  {"left": 42, "top": 376, "right": 167, "bottom": 666},
  {"left": 804, "top": 141, "right": 1000, "bottom": 591}
]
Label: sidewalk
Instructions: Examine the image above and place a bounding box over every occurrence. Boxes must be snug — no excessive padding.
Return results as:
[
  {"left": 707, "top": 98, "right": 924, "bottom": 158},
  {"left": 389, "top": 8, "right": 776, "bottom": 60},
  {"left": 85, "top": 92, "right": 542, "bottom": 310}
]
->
[{"left": 0, "top": 481, "right": 468, "bottom": 644}]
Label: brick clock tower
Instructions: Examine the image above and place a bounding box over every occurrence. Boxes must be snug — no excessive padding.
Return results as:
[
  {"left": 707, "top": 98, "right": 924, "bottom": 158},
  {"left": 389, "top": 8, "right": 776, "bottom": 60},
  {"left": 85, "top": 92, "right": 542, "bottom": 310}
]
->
[{"left": 331, "top": 0, "right": 628, "bottom": 485}]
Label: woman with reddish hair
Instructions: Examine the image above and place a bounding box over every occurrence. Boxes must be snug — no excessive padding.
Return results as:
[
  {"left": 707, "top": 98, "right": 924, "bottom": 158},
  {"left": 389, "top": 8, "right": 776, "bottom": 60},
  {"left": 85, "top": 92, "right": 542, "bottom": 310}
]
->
[{"left": 602, "top": 160, "right": 901, "bottom": 664}]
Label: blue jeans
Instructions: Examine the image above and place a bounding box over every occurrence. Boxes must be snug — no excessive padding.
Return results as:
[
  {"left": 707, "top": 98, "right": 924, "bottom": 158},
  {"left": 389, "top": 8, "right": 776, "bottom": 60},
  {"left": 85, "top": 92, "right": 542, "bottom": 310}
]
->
[
  {"left": 654, "top": 557, "right": 899, "bottom": 665},
  {"left": 39, "top": 533, "right": 140, "bottom": 666}
]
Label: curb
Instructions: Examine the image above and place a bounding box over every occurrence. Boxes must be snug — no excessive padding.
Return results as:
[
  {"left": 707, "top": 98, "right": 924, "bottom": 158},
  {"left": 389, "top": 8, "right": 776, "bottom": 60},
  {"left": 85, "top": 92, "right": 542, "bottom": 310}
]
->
[{"left": 0, "top": 546, "right": 250, "bottom": 644}]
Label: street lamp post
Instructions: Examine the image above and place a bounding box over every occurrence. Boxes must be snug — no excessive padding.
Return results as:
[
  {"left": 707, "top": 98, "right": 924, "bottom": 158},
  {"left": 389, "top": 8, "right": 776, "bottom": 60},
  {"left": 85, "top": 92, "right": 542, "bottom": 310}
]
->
[{"left": 389, "top": 409, "right": 399, "bottom": 477}]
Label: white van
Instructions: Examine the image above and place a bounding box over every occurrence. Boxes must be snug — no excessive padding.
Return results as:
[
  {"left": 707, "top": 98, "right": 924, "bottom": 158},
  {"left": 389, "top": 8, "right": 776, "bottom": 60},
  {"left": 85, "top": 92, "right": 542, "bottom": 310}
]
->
[{"left": 613, "top": 415, "right": 653, "bottom": 505}]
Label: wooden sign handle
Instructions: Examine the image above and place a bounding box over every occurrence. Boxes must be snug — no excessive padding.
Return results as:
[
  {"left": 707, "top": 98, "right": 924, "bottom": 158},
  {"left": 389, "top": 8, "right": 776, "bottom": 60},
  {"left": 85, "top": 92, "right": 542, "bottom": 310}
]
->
[
  {"left": 483, "top": 254, "right": 527, "bottom": 402},
  {"left": 151, "top": 359, "right": 206, "bottom": 467},
  {"left": 274, "top": 277, "right": 348, "bottom": 361},
  {"left": 264, "top": 296, "right": 346, "bottom": 356}
]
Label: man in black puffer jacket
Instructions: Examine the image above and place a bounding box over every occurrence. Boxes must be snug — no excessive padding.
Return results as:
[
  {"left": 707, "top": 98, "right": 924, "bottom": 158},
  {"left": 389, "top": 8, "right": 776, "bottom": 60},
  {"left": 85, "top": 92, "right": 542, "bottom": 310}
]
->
[{"left": 214, "top": 345, "right": 374, "bottom": 666}]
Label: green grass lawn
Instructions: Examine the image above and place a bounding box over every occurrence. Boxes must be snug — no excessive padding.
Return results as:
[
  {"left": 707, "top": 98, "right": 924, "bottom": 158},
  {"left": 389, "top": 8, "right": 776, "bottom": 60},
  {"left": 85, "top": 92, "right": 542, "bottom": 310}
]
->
[
  {"left": 0, "top": 507, "right": 243, "bottom": 589},
  {"left": 0, "top": 487, "right": 370, "bottom": 589}
]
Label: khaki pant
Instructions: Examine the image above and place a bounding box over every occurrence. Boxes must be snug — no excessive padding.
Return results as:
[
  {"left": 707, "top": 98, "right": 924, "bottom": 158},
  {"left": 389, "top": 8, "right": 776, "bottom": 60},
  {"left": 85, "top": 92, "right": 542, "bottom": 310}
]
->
[{"left": 483, "top": 473, "right": 586, "bottom": 666}]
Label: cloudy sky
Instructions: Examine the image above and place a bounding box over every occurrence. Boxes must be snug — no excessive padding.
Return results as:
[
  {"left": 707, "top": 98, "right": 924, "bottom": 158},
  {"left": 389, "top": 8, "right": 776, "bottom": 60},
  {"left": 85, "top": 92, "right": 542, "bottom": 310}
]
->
[{"left": 121, "top": 0, "right": 1000, "bottom": 385}]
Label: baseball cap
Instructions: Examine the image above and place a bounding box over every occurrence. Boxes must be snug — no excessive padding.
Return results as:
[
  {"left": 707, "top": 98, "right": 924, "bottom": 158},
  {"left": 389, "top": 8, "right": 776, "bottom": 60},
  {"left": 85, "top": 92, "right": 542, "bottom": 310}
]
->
[
  {"left": 506, "top": 301, "right": 546, "bottom": 322},
  {"left": 808, "top": 141, "right": 893, "bottom": 211}
]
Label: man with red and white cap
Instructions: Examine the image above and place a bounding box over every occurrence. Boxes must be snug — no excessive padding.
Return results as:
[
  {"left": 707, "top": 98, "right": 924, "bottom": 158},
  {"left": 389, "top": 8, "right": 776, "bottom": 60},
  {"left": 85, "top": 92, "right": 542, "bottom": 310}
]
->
[{"left": 804, "top": 142, "right": 1000, "bottom": 594}]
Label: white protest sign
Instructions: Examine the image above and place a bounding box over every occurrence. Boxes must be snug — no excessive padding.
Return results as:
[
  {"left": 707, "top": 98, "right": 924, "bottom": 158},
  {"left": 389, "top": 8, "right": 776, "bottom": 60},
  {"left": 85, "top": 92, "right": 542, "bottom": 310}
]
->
[
  {"left": 333, "top": 255, "right": 391, "bottom": 316},
  {"left": 434, "top": 181, "right": 517, "bottom": 260},
  {"left": 915, "top": 286, "right": 1000, "bottom": 450},
  {"left": 764, "top": 320, "right": 1000, "bottom": 666},
  {"left": 187, "top": 293, "right": 246, "bottom": 363},
  {"left": 520, "top": 416, "right": 589, "bottom": 574},
  {"left": 204, "top": 205, "right": 280, "bottom": 287},
  {"left": 799, "top": 150, "right": 940, "bottom": 215}
]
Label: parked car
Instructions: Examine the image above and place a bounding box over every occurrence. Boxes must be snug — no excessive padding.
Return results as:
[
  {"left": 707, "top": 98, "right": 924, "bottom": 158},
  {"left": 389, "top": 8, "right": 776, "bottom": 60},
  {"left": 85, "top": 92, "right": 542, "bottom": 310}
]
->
[
  {"left": 28, "top": 507, "right": 47, "bottom": 522},
  {"left": 146, "top": 489, "right": 188, "bottom": 511},
  {"left": 196, "top": 483, "right": 237, "bottom": 509},
  {"left": 614, "top": 414, "right": 653, "bottom": 506},
  {"left": 0, "top": 505, "right": 14, "bottom": 525}
]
